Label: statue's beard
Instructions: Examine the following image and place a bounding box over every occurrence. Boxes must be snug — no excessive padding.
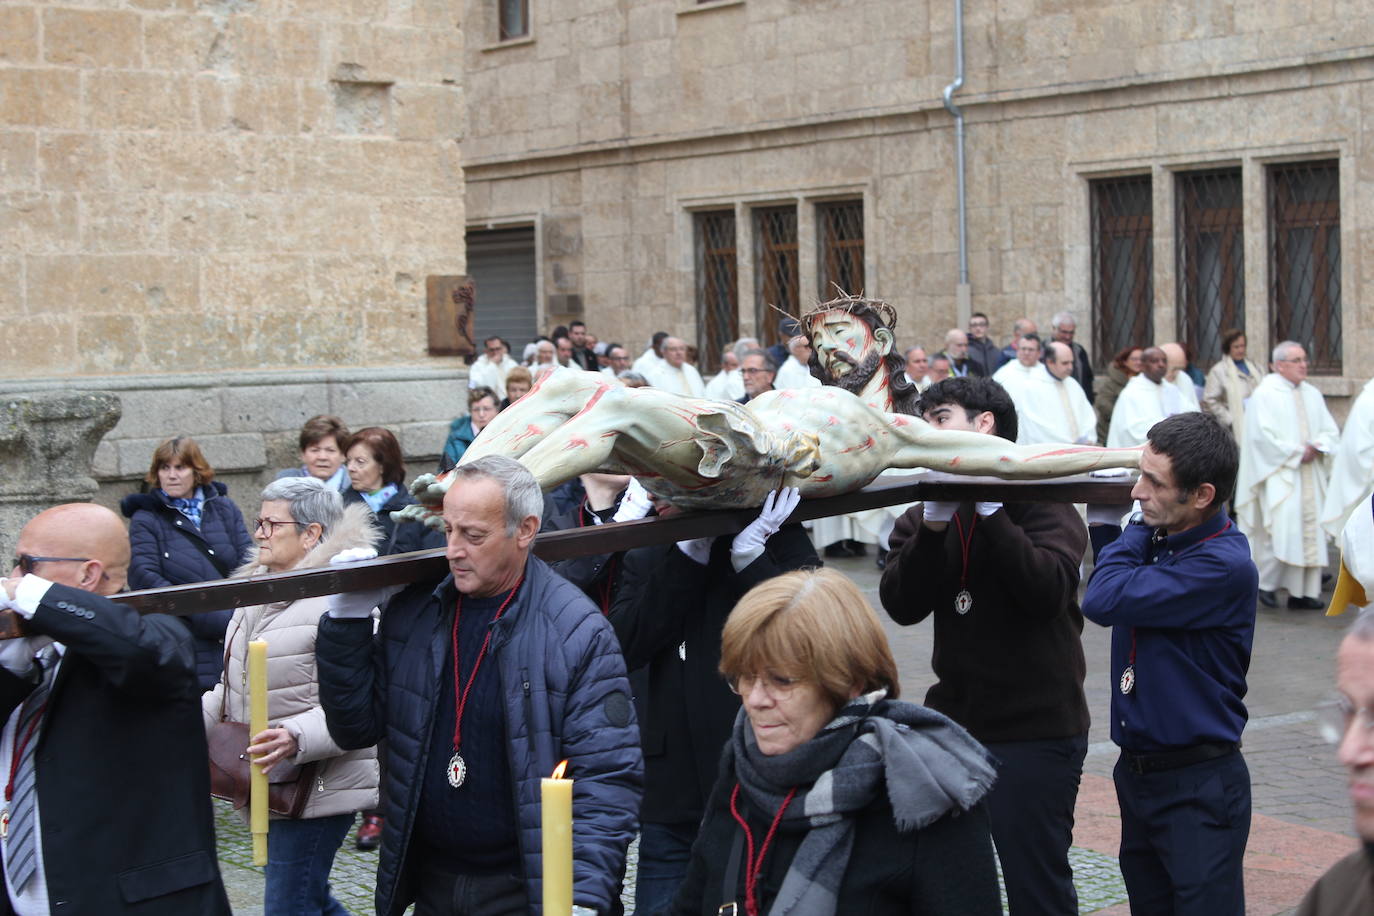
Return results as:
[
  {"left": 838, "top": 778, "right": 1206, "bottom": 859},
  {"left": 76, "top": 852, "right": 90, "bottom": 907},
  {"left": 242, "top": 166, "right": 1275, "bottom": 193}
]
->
[{"left": 818, "top": 349, "right": 884, "bottom": 394}]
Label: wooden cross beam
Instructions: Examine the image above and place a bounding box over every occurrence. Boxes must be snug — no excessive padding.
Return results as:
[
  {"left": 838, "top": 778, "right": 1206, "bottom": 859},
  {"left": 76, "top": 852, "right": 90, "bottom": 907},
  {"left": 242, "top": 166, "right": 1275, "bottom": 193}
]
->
[{"left": 106, "top": 472, "right": 1134, "bottom": 616}]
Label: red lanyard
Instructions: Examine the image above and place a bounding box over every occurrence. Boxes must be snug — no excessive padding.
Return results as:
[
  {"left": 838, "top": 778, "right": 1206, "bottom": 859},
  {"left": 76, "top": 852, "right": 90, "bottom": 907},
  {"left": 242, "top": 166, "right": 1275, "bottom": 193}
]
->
[
  {"left": 728, "top": 783, "right": 798, "bottom": 916},
  {"left": 5, "top": 703, "right": 46, "bottom": 803},
  {"left": 952, "top": 511, "right": 978, "bottom": 590},
  {"left": 451, "top": 579, "right": 523, "bottom": 753},
  {"left": 1127, "top": 520, "right": 1233, "bottom": 668}
]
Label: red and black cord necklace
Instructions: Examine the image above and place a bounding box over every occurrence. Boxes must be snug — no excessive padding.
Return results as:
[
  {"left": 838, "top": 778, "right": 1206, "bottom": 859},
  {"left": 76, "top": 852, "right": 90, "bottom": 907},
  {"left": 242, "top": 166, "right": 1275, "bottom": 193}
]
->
[
  {"left": 445, "top": 577, "right": 524, "bottom": 788},
  {"left": 952, "top": 511, "right": 978, "bottom": 614},
  {"left": 728, "top": 783, "right": 798, "bottom": 916}
]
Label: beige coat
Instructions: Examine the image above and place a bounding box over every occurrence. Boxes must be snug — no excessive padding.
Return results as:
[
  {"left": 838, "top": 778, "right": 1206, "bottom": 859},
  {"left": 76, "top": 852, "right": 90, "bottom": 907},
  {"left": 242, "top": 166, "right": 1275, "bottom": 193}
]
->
[{"left": 202, "top": 502, "right": 381, "bottom": 820}]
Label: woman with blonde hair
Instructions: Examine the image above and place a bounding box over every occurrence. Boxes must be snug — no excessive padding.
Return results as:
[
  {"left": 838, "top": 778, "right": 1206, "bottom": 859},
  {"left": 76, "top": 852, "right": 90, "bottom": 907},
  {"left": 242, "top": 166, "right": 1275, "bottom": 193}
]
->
[
  {"left": 671, "top": 568, "right": 1000, "bottom": 915},
  {"left": 121, "top": 435, "right": 254, "bottom": 688}
]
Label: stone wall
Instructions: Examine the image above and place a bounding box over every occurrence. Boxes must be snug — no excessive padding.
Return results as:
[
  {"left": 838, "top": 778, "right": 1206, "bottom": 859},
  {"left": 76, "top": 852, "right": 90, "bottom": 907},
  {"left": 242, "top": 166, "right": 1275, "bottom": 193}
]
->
[
  {"left": 2, "top": 0, "right": 466, "bottom": 378},
  {"left": 463, "top": 0, "right": 1374, "bottom": 411},
  {"left": 0, "top": 367, "right": 467, "bottom": 522}
]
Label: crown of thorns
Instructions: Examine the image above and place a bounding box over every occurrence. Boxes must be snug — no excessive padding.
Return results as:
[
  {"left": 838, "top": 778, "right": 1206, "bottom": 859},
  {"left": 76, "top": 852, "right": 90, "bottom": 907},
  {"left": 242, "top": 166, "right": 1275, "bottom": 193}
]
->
[{"left": 769, "top": 286, "right": 898, "bottom": 333}]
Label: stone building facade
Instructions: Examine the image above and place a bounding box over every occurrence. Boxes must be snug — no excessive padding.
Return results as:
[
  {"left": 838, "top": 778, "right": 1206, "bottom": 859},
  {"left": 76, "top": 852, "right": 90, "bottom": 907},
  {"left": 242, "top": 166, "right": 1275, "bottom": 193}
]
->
[
  {"left": 1, "top": 0, "right": 468, "bottom": 507},
  {"left": 463, "top": 0, "right": 1372, "bottom": 414}
]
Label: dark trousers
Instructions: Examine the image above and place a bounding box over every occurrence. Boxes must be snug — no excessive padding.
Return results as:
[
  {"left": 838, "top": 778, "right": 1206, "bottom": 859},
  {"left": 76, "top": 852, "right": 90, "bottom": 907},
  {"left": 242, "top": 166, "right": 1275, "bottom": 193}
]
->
[
  {"left": 1113, "top": 750, "right": 1250, "bottom": 916},
  {"left": 635, "top": 820, "right": 698, "bottom": 914},
  {"left": 412, "top": 861, "right": 526, "bottom": 916},
  {"left": 983, "top": 734, "right": 1087, "bottom": 916}
]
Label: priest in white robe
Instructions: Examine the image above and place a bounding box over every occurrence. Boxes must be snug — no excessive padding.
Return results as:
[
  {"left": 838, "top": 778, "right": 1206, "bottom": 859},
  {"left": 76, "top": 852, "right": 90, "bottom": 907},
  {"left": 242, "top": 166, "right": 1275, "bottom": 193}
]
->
[
  {"left": 1236, "top": 341, "right": 1341, "bottom": 609},
  {"left": 774, "top": 336, "right": 823, "bottom": 390},
  {"left": 1162, "top": 342, "right": 1202, "bottom": 412},
  {"left": 1322, "top": 377, "right": 1374, "bottom": 539},
  {"left": 703, "top": 350, "right": 744, "bottom": 401},
  {"left": 1106, "top": 347, "right": 1191, "bottom": 447},
  {"left": 645, "top": 336, "right": 705, "bottom": 396},
  {"left": 1017, "top": 341, "right": 1097, "bottom": 445},
  {"left": 991, "top": 334, "right": 1045, "bottom": 397},
  {"left": 632, "top": 331, "right": 669, "bottom": 377},
  {"left": 467, "top": 337, "right": 519, "bottom": 399}
]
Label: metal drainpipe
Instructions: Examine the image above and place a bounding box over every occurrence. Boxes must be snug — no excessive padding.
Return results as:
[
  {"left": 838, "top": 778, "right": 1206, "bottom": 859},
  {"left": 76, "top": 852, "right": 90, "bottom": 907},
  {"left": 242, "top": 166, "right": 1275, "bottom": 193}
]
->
[{"left": 942, "top": 0, "right": 972, "bottom": 322}]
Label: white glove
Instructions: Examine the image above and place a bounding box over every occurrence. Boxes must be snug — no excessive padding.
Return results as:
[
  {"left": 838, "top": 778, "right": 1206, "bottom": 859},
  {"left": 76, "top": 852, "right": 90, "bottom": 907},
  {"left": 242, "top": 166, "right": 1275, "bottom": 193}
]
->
[
  {"left": 974, "top": 501, "right": 1003, "bottom": 517},
  {"left": 677, "top": 537, "right": 714, "bottom": 566},
  {"left": 921, "top": 500, "right": 959, "bottom": 524},
  {"left": 326, "top": 548, "right": 404, "bottom": 619},
  {"left": 611, "top": 478, "right": 654, "bottom": 523},
  {"left": 731, "top": 487, "right": 802, "bottom": 572}
]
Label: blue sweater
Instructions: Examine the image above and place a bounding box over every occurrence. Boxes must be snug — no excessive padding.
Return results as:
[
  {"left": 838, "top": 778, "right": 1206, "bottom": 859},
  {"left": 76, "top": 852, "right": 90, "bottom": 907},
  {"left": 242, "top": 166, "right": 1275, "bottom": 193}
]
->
[{"left": 1081, "top": 510, "right": 1257, "bottom": 752}]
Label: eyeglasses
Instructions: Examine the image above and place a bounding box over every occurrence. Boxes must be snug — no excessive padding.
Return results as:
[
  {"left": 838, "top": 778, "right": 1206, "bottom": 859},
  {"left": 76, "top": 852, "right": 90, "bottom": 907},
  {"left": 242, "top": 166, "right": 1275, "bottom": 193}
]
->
[
  {"left": 727, "top": 672, "right": 802, "bottom": 699},
  {"left": 1316, "top": 694, "right": 1374, "bottom": 745},
  {"left": 13, "top": 554, "right": 90, "bottom": 575},
  {"left": 254, "top": 518, "right": 309, "bottom": 536},
  {"left": 740, "top": 368, "right": 773, "bottom": 376}
]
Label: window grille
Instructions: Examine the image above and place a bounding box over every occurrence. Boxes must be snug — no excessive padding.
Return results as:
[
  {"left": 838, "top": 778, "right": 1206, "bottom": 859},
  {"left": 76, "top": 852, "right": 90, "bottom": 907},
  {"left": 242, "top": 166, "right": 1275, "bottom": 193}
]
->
[
  {"left": 817, "top": 201, "right": 864, "bottom": 298},
  {"left": 499, "top": 0, "right": 529, "bottom": 40},
  {"left": 1090, "top": 176, "right": 1154, "bottom": 367},
  {"left": 1176, "top": 169, "right": 1244, "bottom": 367},
  {"left": 754, "top": 206, "right": 798, "bottom": 347},
  {"left": 1269, "top": 161, "right": 1341, "bottom": 373},
  {"left": 694, "top": 210, "right": 738, "bottom": 375}
]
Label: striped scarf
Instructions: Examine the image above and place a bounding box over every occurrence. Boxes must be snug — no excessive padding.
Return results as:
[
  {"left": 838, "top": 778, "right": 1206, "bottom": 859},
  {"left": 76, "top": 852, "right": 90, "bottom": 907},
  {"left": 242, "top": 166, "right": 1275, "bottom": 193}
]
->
[{"left": 729, "top": 690, "right": 995, "bottom": 915}]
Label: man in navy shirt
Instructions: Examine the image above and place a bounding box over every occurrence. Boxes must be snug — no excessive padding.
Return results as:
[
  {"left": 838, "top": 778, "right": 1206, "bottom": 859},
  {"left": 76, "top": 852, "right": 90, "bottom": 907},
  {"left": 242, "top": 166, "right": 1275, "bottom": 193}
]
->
[{"left": 1082, "top": 411, "right": 1258, "bottom": 916}]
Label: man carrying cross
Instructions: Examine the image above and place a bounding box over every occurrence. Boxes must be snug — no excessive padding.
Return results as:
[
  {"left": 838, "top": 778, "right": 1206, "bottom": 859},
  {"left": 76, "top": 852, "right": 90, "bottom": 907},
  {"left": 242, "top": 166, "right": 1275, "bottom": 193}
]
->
[{"left": 316, "top": 455, "right": 642, "bottom": 916}]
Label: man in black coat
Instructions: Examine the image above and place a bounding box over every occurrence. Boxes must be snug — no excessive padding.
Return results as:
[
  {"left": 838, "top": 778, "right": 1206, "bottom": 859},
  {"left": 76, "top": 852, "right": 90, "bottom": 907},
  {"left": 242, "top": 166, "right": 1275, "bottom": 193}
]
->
[
  {"left": 608, "top": 488, "right": 817, "bottom": 914},
  {"left": 880, "top": 377, "right": 1090, "bottom": 916},
  {"left": 0, "top": 503, "right": 230, "bottom": 915}
]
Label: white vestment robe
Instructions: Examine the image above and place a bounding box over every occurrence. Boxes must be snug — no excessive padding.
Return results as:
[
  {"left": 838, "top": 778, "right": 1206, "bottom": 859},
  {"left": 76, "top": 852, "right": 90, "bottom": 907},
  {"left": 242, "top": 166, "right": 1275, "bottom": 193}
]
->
[
  {"left": 1015, "top": 371, "right": 1097, "bottom": 445},
  {"left": 774, "top": 357, "right": 822, "bottom": 391},
  {"left": 467, "top": 354, "right": 519, "bottom": 399},
  {"left": 991, "top": 360, "right": 1041, "bottom": 394},
  {"left": 1106, "top": 375, "right": 1190, "bottom": 448},
  {"left": 1236, "top": 373, "right": 1341, "bottom": 597},
  {"left": 646, "top": 362, "right": 705, "bottom": 397},
  {"left": 703, "top": 368, "right": 744, "bottom": 401},
  {"left": 632, "top": 349, "right": 665, "bottom": 377},
  {"left": 1322, "top": 378, "right": 1374, "bottom": 538}
]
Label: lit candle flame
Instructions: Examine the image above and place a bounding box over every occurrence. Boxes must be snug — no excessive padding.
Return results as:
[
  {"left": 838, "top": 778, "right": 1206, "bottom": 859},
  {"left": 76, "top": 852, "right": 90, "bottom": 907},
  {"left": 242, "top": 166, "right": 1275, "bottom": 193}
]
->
[{"left": 551, "top": 759, "right": 569, "bottom": 780}]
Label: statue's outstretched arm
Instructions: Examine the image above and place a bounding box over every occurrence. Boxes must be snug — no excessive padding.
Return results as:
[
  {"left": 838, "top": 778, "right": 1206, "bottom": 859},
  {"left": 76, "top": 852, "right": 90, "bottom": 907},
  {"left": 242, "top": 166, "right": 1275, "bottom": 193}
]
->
[{"left": 883, "top": 414, "right": 1140, "bottom": 477}]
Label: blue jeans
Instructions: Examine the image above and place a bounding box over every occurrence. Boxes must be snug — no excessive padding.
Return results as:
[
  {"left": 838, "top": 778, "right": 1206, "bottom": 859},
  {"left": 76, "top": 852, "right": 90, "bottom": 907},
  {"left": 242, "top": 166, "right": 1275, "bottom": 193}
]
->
[
  {"left": 264, "top": 813, "right": 354, "bottom": 916},
  {"left": 635, "top": 821, "right": 698, "bottom": 914}
]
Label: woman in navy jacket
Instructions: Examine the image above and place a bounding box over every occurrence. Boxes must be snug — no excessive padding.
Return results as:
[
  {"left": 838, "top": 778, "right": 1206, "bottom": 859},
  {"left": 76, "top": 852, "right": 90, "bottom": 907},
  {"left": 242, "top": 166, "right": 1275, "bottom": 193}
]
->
[{"left": 120, "top": 435, "right": 254, "bottom": 689}]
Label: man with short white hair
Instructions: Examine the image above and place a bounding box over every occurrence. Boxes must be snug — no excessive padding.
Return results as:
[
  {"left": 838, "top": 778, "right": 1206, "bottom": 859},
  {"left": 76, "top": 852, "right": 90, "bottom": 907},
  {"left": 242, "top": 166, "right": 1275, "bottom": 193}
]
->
[
  {"left": 1016, "top": 341, "right": 1097, "bottom": 445},
  {"left": 469, "top": 336, "right": 519, "bottom": 400},
  {"left": 999, "top": 317, "right": 1038, "bottom": 368},
  {"left": 1236, "top": 341, "right": 1340, "bottom": 610},
  {"left": 941, "top": 328, "right": 986, "bottom": 378},
  {"left": 925, "top": 352, "right": 952, "bottom": 386},
  {"left": 737, "top": 350, "right": 776, "bottom": 403},
  {"left": 904, "top": 346, "right": 931, "bottom": 391},
  {"left": 646, "top": 336, "right": 705, "bottom": 396},
  {"left": 703, "top": 350, "right": 744, "bottom": 400},
  {"left": 317, "top": 456, "right": 642, "bottom": 916}
]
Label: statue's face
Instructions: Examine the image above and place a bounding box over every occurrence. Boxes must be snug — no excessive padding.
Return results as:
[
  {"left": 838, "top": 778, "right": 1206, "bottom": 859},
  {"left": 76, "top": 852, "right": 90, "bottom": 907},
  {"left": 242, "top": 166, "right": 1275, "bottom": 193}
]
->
[{"left": 807, "top": 310, "right": 892, "bottom": 383}]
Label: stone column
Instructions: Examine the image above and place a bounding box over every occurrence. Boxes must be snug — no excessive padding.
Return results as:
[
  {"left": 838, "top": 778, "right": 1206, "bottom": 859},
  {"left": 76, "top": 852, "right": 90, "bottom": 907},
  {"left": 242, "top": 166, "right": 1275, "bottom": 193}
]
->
[{"left": 0, "top": 391, "right": 122, "bottom": 559}]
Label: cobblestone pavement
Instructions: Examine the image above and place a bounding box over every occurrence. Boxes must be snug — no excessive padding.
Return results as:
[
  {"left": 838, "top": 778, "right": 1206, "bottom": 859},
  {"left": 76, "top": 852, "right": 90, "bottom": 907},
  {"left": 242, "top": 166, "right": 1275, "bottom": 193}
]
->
[{"left": 214, "top": 551, "right": 1358, "bottom": 915}]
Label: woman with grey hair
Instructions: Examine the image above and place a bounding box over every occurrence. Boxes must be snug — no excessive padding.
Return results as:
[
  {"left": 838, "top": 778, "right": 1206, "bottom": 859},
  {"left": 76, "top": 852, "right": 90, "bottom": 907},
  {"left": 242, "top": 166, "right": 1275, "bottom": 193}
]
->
[{"left": 202, "top": 475, "right": 381, "bottom": 916}]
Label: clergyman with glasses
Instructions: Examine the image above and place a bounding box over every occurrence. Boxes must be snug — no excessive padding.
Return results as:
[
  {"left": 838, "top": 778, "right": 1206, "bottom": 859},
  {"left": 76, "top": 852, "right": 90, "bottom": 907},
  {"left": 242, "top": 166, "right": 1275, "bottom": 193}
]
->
[
  {"left": 1081, "top": 411, "right": 1258, "bottom": 915},
  {"left": 0, "top": 503, "right": 232, "bottom": 913}
]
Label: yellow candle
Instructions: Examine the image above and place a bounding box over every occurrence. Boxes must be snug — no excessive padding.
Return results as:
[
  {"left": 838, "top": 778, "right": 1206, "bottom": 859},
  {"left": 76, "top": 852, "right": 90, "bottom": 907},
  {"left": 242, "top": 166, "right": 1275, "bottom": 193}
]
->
[
  {"left": 248, "top": 639, "right": 269, "bottom": 867},
  {"left": 541, "top": 760, "right": 572, "bottom": 915}
]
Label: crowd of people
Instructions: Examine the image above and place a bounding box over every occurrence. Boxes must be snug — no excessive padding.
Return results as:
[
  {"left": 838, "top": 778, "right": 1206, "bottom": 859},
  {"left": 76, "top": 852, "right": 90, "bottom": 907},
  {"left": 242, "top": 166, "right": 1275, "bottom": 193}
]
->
[{"left": 0, "top": 305, "right": 1370, "bottom": 916}]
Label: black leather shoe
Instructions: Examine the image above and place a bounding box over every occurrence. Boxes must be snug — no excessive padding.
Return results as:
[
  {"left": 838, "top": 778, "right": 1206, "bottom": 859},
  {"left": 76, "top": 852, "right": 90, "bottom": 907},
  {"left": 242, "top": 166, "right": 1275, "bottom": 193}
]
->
[
  {"left": 1257, "top": 589, "right": 1278, "bottom": 608},
  {"left": 1288, "top": 596, "right": 1325, "bottom": 610},
  {"left": 875, "top": 549, "right": 888, "bottom": 571}
]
